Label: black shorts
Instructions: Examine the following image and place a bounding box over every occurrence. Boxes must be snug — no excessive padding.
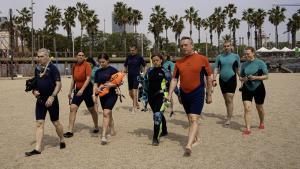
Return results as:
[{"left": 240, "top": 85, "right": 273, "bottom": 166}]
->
[
  {"left": 242, "top": 83, "right": 266, "bottom": 104},
  {"left": 180, "top": 86, "right": 205, "bottom": 115},
  {"left": 128, "top": 75, "right": 139, "bottom": 90},
  {"left": 100, "top": 92, "right": 118, "bottom": 110},
  {"left": 219, "top": 76, "right": 237, "bottom": 94},
  {"left": 72, "top": 83, "right": 94, "bottom": 108},
  {"left": 36, "top": 96, "right": 59, "bottom": 121}
]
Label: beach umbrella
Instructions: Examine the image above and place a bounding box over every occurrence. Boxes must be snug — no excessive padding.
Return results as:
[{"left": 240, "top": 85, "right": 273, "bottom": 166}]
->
[
  {"left": 270, "top": 47, "right": 281, "bottom": 52},
  {"left": 280, "top": 47, "right": 293, "bottom": 52},
  {"left": 257, "top": 47, "right": 270, "bottom": 52}
]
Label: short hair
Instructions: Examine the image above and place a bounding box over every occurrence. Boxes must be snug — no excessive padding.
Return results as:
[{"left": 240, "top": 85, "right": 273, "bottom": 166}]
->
[
  {"left": 98, "top": 53, "right": 109, "bottom": 61},
  {"left": 151, "top": 53, "right": 163, "bottom": 60},
  {"left": 86, "top": 57, "right": 97, "bottom": 66},
  {"left": 37, "top": 48, "right": 50, "bottom": 57},
  {"left": 130, "top": 45, "right": 137, "bottom": 50},
  {"left": 223, "top": 41, "right": 231, "bottom": 45},
  {"left": 245, "top": 46, "right": 255, "bottom": 53},
  {"left": 180, "top": 36, "right": 193, "bottom": 44}
]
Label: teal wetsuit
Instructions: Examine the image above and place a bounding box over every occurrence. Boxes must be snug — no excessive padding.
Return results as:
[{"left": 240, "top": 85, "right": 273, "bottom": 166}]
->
[
  {"left": 163, "top": 60, "right": 174, "bottom": 74},
  {"left": 214, "top": 53, "right": 240, "bottom": 93},
  {"left": 241, "top": 58, "right": 268, "bottom": 91},
  {"left": 214, "top": 53, "right": 240, "bottom": 82}
]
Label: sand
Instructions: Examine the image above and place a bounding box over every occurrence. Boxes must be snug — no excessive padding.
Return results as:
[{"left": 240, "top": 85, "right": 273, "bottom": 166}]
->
[{"left": 0, "top": 73, "right": 300, "bottom": 169}]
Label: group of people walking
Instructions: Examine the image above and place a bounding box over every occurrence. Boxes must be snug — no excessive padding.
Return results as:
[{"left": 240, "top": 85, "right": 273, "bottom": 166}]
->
[{"left": 25, "top": 37, "right": 268, "bottom": 157}]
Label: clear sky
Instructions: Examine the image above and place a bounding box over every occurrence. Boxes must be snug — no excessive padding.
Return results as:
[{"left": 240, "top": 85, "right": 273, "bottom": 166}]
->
[{"left": 0, "top": 0, "right": 299, "bottom": 46}]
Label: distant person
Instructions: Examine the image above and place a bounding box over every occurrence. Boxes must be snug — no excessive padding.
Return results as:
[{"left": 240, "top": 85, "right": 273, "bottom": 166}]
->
[
  {"left": 212, "top": 41, "right": 241, "bottom": 125},
  {"left": 123, "top": 45, "right": 146, "bottom": 113},
  {"left": 93, "top": 53, "right": 118, "bottom": 145},
  {"left": 167, "top": 37, "right": 212, "bottom": 156},
  {"left": 25, "top": 48, "right": 65, "bottom": 156},
  {"left": 63, "top": 51, "right": 99, "bottom": 138},
  {"left": 144, "top": 54, "right": 170, "bottom": 146},
  {"left": 240, "top": 47, "right": 268, "bottom": 135},
  {"left": 86, "top": 57, "right": 100, "bottom": 114}
]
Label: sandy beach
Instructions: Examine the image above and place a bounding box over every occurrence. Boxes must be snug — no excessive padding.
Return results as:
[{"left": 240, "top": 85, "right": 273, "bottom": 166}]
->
[{"left": 0, "top": 73, "right": 300, "bottom": 169}]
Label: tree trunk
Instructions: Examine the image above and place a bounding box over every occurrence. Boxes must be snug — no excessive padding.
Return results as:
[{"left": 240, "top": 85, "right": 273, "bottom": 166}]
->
[
  {"left": 291, "top": 31, "right": 296, "bottom": 48},
  {"left": 123, "top": 24, "right": 127, "bottom": 57},
  {"left": 53, "top": 35, "right": 57, "bottom": 59},
  {"left": 80, "top": 26, "right": 83, "bottom": 51},
  {"left": 189, "top": 23, "right": 192, "bottom": 38},
  {"left": 233, "top": 30, "right": 236, "bottom": 50},
  {"left": 217, "top": 32, "right": 220, "bottom": 54},
  {"left": 275, "top": 25, "right": 278, "bottom": 48},
  {"left": 254, "top": 29, "right": 258, "bottom": 49},
  {"left": 259, "top": 28, "right": 262, "bottom": 48},
  {"left": 210, "top": 32, "right": 213, "bottom": 46},
  {"left": 247, "top": 25, "right": 250, "bottom": 46},
  {"left": 198, "top": 28, "right": 200, "bottom": 44}
]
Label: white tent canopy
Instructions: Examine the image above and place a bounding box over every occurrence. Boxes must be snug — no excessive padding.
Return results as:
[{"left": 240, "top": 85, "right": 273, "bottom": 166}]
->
[
  {"left": 280, "top": 47, "right": 293, "bottom": 52},
  {"left": 270, "top": 47, "right": 281, "bottom": 52},
  {"left": 257, "top": 47, "right": 270, "bottom": 52}
]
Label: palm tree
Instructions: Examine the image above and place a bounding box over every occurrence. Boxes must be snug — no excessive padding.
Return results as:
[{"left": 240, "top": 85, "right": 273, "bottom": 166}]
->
[
  {"left": 184, "top": 7, "right": 198, "bottom": 38},
  {"left": 164, "top": 17, "right": 172, "bottom": 45},
  {"left": 132, "top": 9, "right": 143, "bottom": 34},
  {"left": 45, "top": 5, "right": 61, "bottom": 58},
  {"left": 203, "top": 15, "right": 216, "bottom": 46},
  {"left": 76, "top": 2, "right": 88, "bottom": 50},
  {"left": 268, "top": 6, "right": 286, "bottom": 48},
  {"left": 62, "top": 6, "right": 77, "bottom": 56},
  {"left": 213, "top": 7, "right": 226, "bottom": 53},
  {"left": 194, "top": 16, "right": 203, "bottom": 44},
  {"left": 287, "top": 13, "right": 300, "bottom": 48},
  {"left": 242, "top": 8, "right": 254, "bottom": 46},
  {"left": 85, "top": 10, "right": 99, "bottom": 57},
  {"left": 252, "top": 9, "right": 266, "bottom": 49},
  {"left": 15, "top": 7, "right": 31, "bottom": 55},
  {"left": 148, "top": 5, "right": 166, "bottom": 52},
  {"left": 113, "top": 2, "right": 133, "bottom": 56},
  {"left": 224, "top": 3, "right": 237, "bottom": 37},
  {"left": 228, "top": 18, "right": 240, "bottom": 49},
  {"left": 170, "top": 15, "right": 184, "bottom": 56}
]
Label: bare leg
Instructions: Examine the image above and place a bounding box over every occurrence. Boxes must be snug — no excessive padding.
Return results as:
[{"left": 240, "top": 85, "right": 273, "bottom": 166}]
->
[
  {"left": 35, "top": 120, "right": 45, "bottom": 151},
  {"left": 88, "top": 106, "right": 99, "bottom": 129},
  {"left": 223, "top": 93, "right": 234, "bottom": 125},
  {"left": 101, "top": 109, "right": 111, "bottom": 144},
  {"left": 52, "top": 120, "right": 64, "bottom": 142},
  {"left": 67, "top": 104, "right": 78, "bottom": 133},
  {"left": 186, "top": 114, "right": 200, "bottom": 155},
  {"left": 243, "top": 101, "right": 252, "bottom": 131},
  {"left": 256, "top": 104, "right": 265, "bottom": 128},
  {"left": 109, "top": 113, "right": 116, "bottom": 136}
]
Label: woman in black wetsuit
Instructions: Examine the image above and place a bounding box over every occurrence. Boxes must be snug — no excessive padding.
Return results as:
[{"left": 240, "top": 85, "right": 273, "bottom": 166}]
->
[{"left": 144, "top": 54, "right": 171, "bottom": 146}]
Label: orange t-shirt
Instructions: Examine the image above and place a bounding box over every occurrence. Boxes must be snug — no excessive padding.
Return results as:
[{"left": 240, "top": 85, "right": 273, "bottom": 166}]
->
[
  {"left": 72, "top": 61, "right": 92, "bottom": 89},
  {"left": 173, "top": 53, "right": 212, "bottom": 93}
]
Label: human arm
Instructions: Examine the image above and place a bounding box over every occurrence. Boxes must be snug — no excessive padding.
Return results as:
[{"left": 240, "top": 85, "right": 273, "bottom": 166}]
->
[{"left": 45, "top": 81, "right": 61, "bottom": 107}]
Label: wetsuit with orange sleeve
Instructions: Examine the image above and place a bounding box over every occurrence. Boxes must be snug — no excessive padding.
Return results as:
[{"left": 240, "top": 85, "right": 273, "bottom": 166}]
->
[{"left": 173, "top": 53, "right": 212, "bottom": 114}]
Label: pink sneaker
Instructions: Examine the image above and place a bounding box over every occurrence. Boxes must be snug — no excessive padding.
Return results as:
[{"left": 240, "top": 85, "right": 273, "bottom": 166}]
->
[
  {"left": 242, "top": 129, "right": 251, "bottom": 135},
  {"left": 258, "top": 123, "right": 265, "bottom": 129}
]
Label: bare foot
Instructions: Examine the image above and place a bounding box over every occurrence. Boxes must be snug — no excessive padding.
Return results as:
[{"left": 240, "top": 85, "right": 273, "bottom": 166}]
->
[
  {"left": 192, "top": 137, "right": 199, "bottom": 147},
  {"left": 184, "top": 146, "right": 192, "bottom": 156}
]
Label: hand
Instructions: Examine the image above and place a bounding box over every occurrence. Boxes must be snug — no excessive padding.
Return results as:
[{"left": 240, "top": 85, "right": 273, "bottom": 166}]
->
[
  {"left": 45, "top": 96, "right": 54, "bottom": 107},
  {"left": 239, "top": 76, "right": 248, "bottom": 82},
  {"left": 68, "top": 93, "right": 72, "bottom": 99},
  {"left": 247, "top": 75, "right": 256, "bottom": 81},
  {"left": 92, "top": 95, "right": 97, "bottom": 103},
  {"left": 212, "top": 80, "right": 217, "bottom": 87},
  {"left": 33, "top": 90, "right": 40, "bottom": 98},
  {"left": 206, "top": 95, "right": 212, "bottom": 104},
  {"left": 76, "top": 89, "right": 83, "bottom": 96}
]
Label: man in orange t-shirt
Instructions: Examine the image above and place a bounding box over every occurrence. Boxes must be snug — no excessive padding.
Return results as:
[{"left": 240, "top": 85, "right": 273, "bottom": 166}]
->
[
  {"left": 167, "top": 37, "right": 213, "bottom": 156},
  {"left": 63, "top": 51, "right": 99, "bottom": 138}
]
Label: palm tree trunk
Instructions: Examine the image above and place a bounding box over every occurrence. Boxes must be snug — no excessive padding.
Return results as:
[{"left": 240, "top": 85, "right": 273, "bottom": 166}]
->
[
  {"left": 53, "top": 36, "right": 57, "bottom": 58},
  {"left": 165, "top": 29, "right": 168, "bottom": 45},
  {"left": 89, "top": 36, "right": 92, "bottom": 57},
  {"left": 217, "top": 32, "right": 220, "bottom": 53},
  {"left": 21, "top": 36, "right": 24, "bottom": 57},
  {"left": 254, "top": 29, "right": 258, "bottom": 49},
  {"left": 291, "top": 31, "right": 296, "bottom": 48},
  {"left": 80, "top": 26, "right": 83, "bottom": 50},
  {"left": 198, "top": 28, "right": 200, "bottom": 44},
  {"left": 247, "top": 25, "right": 250, "bottom": 46},
  {"left": 210, "top": 33, "right": 213, "bottom": 46},
  {"left": 123, "top": 24, "right": 127, "bottom": 57},
  {"left": 233, "top": 30, "right": 236, "bottom": 50},
  {"left": 275, "top": 25, "right": 278, "bottom": 48},
  {"left": 259, "top": 28, "right": 262, "bottom": 48},
  {"left": 175, "top": 35, "right": 178, "bottom": 57},
  {"left": 189, "top": 23, "right": 192, "bottom": 38},
  {"left": 67, "top": 30, "right": 71, "bottom": 57}
]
